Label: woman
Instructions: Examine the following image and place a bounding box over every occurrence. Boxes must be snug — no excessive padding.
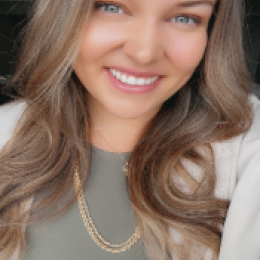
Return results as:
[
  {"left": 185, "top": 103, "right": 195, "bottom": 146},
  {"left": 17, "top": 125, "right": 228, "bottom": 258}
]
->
[{"left": 0, "top": 0, "right": 259, "bottom": 259}]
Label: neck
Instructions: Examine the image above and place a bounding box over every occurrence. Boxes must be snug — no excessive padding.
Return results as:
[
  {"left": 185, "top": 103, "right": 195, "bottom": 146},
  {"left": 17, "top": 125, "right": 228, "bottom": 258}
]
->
[
  {"left": 90, "top": 116, "right": 144, "bottom": 153},
  {"left": 88, "top": 101, "right": 158, "bottom": 153}
]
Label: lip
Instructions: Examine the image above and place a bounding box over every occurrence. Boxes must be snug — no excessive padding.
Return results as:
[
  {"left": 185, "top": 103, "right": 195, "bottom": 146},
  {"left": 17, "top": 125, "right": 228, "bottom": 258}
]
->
[
  {"left": 107, "top": 66, "right": 162, "bottom": 78},
  {"left": 104, "top": 68, "right": 163, "bottom": 94}
]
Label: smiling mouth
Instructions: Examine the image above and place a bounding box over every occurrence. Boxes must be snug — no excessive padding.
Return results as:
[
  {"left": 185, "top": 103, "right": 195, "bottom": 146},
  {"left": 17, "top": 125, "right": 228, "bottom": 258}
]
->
[
  {"left": 108, "top": 68, "right": 161, "bottom": 86},
  {"left": 104, "top": 67, "right": 164, "bottom": 94}
]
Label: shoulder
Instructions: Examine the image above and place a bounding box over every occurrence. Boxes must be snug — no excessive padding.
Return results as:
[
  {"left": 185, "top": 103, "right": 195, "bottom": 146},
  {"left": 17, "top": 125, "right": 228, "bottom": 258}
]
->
[
  {"left": 219, "top": 95, "right": 260, "bottom": 260},
  {"left": 218, "top": 94, "right": 260, "bottom": 181},
  {"left": 243, "top": 94, "right": 260, "bottom": 142},
  {"left": 212, "top": 95, "right": 260, "bottom": 199},
  {"left": 0, "top": 100, "right": 27, "bottom": 150},
  {"left": 236, "top": 94, "right": 260, "bottom": 179}
]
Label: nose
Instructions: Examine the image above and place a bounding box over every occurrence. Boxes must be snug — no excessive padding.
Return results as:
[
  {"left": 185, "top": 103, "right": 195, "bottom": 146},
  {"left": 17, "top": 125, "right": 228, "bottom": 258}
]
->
[{"left": 123, "top": 19, "right": 164, "bottom": 65}]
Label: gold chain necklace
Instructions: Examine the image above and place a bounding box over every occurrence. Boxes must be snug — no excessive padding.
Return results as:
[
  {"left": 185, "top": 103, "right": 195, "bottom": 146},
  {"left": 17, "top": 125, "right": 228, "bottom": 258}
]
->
[
  {"left": 74, "top": 131, "right": 140, "bottom": 252},
  {"left": 74, "top": 168, "right": 140, "bottom": 253}
]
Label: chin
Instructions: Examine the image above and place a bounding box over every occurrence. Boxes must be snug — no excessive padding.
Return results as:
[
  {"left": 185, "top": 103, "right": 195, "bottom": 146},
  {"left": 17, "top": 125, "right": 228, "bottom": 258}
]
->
[{"left": 109, "top": 105, "right": 160, "bottom": 121}]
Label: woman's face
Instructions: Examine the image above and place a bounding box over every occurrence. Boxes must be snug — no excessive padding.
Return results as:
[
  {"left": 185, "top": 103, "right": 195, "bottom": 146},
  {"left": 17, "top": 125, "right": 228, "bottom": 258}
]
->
[{"left": 73, "top": 0, "right": 216, "bottom": 122}]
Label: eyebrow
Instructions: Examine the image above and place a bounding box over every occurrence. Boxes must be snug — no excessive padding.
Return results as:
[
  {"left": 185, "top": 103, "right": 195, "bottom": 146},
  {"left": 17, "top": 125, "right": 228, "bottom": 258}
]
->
[{"left": 176, "top": 0, "right": 216, "bottom": 8}]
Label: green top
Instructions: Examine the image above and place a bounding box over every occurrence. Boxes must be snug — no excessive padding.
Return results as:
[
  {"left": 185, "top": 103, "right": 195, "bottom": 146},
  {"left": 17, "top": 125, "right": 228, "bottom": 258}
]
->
[{"left": 21, "top": 146, "right": 149, "bottom": 260}]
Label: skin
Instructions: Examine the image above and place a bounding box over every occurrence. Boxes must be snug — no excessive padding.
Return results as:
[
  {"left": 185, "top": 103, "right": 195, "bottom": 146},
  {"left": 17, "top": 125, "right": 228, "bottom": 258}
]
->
[{"left": 73, "top": 0, "right": 216, "bottom": 152}]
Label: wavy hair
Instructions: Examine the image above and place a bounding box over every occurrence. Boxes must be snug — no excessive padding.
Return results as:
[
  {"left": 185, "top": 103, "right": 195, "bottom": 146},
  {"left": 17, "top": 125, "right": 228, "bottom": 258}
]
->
[{"left": 0, "top": 0, "right": 252, "bottom": 259}]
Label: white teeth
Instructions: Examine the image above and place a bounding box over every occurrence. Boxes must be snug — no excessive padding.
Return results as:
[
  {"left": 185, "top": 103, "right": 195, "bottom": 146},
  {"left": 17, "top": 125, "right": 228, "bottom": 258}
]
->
[
  {"left": 116, "top": 71, "right": 121, "bottom": 80},
  {"left": 111, "top": 70, "right": 116, "bottom": 77},
  {"left": 145, "top": 78, "right": 152, "bottom": 84},
  {"left": 121, "top": 75, "right": 127, "bottom": 83},
  {"left": 128, "top": 76, "right": 136, "bottom": 85},
  {"left": 109, "top": 68, "right": 159, "bottom": 86},
  {"left": 136, "top": 78, "right": 145, "bottom": 85}
]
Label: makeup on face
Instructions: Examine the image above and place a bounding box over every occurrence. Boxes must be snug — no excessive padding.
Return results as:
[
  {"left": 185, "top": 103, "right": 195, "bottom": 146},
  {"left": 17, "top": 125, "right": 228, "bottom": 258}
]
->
[{"left": 73, "top": 0, "right": 215, "bottom": 123}]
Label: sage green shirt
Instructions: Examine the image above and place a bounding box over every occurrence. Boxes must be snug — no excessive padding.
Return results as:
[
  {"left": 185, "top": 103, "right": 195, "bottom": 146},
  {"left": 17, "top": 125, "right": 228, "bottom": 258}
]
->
[{"left": 21, "top": 146, "right": 148, "bottom": 260}]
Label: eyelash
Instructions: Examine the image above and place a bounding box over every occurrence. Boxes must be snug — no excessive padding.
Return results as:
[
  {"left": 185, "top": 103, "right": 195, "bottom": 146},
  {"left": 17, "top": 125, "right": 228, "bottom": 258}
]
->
[
  {"left": 94, "top": 1, "right": 126, "bottom": 13},
  {"left": 93, "top": 1, "right": 202, "bottom": 25}
]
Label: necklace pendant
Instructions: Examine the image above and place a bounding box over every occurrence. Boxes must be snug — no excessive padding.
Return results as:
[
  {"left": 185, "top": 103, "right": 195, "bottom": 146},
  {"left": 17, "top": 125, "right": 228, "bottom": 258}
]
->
[{"left": 122, "top": 162, "right": 129, "bottom": 175}]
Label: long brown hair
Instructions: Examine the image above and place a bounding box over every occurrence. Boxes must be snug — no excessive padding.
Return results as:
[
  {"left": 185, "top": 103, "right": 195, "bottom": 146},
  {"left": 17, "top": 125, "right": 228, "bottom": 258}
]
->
[{"left": 0, "top": 0, "right": 252, "bottom": 259}]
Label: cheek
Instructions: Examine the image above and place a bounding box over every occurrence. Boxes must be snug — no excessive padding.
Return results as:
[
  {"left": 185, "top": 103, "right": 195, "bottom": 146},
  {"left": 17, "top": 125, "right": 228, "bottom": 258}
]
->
[
  {"left": 78, "top": 20, "right": 125, "bottom": 62},
  {"left": 166, "top": 32, "right": 207, "bottom": 72}
]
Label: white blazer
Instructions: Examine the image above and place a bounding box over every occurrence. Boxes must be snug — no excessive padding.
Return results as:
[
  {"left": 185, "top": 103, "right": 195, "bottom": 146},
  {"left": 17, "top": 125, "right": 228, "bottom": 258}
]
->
[{"left": 1, "top": 96, "right": 260, "bottom": 260}]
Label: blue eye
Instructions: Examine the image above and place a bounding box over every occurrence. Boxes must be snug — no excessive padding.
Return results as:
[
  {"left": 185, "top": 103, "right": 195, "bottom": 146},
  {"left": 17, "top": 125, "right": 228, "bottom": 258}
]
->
[
  {"left": 94, "top": 2, "right": 124, "bottom": 14},
  {"left": 173, "top": 16, "right": 199, "bottom": 24}
]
